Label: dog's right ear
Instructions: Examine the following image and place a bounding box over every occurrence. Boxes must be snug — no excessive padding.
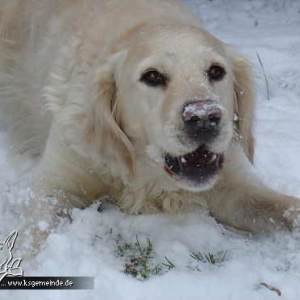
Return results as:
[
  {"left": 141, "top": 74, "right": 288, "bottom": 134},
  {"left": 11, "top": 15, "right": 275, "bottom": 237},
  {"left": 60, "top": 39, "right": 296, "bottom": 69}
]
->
[{"left": 82, "top": 52, "right": 135, "bottom": 176}]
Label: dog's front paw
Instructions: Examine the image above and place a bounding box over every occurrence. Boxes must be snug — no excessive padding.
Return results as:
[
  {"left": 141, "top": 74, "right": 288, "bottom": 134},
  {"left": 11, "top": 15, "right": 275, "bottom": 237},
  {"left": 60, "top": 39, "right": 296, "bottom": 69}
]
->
[
  {"left": 14, "top": 221, "right": 52, "bottom": 260},
  {"left": 257, "top": 194, "right": 300, "bottom": 232},
  {"left": 283, "top": 202, "right": 300, "bottom": 231}
]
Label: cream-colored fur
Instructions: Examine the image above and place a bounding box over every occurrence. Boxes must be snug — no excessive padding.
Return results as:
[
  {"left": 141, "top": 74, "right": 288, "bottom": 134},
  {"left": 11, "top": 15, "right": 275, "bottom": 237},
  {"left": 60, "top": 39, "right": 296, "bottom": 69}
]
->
[{"left": 0, "top": 0, "right": 300, "bottom": 250}]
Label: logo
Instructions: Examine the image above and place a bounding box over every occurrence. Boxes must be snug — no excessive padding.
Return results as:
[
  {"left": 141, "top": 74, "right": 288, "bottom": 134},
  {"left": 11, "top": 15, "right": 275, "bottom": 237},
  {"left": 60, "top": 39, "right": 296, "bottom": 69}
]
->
[
  {"left": 0, "top": 231, "right": 93, "bottom": 290},
  {"left": 0, "top": 231, "right": 23, "bottom": 282}
]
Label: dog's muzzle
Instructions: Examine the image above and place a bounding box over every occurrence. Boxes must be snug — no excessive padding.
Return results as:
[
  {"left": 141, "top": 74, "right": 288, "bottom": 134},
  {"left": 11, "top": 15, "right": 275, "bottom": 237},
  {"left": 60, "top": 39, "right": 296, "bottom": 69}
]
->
[{"left": 163, "top": 100, "right": 224, "bottom": 185}]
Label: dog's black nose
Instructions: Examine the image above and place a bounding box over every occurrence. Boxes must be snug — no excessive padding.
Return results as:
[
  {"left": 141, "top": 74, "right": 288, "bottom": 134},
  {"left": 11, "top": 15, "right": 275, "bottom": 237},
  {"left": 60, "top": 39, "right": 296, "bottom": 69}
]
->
[{"left": 182, "top": 100, "right": 222, "bottom": 142}]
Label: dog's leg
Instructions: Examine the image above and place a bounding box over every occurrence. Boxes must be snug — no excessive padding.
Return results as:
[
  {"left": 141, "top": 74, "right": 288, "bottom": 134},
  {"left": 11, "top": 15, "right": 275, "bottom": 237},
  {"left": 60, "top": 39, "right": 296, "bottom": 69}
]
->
[
  {"left": 17, "top": 132, "right": 105, "bottom": 257},
  {"left": 18, "top": 189, "right": 94, "bottom": 258},
  {"left": 208, "top": 184, "right": 300, "bottom": 233},
  {"left": 17, "top": 195, "right": 63, "bottom": 258},
  {"left": 207, "top": 144, "right": 300, "bottom": 233}
]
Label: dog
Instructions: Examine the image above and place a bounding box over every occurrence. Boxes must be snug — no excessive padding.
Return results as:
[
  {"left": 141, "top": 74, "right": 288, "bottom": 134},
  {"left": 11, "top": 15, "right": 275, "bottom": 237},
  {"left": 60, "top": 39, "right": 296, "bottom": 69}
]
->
[{"left": 0, "top": 0, "right": 299, "bottom": 248}]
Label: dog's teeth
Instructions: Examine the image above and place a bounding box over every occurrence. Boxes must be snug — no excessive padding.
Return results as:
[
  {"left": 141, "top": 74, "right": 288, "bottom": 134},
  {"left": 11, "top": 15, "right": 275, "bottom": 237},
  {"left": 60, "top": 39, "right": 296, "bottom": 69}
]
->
[
  {"left": 180, "top": 157, "right": 187, "bottom": 164},
  {"left": 207, "top": 154, "right": 217, "bottom": 164}
]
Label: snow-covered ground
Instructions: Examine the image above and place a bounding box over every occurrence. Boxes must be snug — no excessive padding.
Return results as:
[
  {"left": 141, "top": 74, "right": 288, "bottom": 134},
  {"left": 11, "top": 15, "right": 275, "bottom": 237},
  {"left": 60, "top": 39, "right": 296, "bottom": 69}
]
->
[{"left": 1, "top": 0, "right": 300, "bottom": 299}]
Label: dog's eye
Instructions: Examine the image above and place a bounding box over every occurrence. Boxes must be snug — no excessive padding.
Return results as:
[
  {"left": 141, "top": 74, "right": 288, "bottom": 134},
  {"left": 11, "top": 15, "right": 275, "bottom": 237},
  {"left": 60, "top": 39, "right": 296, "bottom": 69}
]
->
[
  {"left": 206, "top": 65, "right": 226, "bottom": 81},
  {"left": 140, "top": 69, "right": 167, "bottom": 87}
]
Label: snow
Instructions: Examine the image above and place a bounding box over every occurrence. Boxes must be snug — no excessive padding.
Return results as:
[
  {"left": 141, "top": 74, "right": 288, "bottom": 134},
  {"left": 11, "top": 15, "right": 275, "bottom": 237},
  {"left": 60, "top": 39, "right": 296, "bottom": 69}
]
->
[
  {"left": 1, "top": 0, "right": 300, "bottom": 299},
  {"left": 182, "top": 101, "right": 223, "bottom": 121}
]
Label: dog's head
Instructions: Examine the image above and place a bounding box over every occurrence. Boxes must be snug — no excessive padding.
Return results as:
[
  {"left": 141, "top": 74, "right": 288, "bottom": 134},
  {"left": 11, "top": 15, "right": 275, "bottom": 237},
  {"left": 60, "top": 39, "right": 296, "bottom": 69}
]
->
[{"left": 81, "top": 25, "right": 254, "bottom": 191}]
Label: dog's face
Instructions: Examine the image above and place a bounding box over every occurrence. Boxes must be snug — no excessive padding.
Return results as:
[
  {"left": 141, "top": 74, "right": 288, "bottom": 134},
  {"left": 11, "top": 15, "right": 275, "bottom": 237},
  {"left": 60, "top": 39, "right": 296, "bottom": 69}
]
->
[{"left": 84, "top": 26, "right": 254, "bottom": 192}]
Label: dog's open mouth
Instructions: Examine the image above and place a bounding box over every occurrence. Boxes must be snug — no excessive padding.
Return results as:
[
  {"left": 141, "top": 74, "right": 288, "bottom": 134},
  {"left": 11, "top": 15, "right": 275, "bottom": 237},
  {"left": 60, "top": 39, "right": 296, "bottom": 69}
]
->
[{"left": 164, "top": 144, "right": 224, "bottom": 182}]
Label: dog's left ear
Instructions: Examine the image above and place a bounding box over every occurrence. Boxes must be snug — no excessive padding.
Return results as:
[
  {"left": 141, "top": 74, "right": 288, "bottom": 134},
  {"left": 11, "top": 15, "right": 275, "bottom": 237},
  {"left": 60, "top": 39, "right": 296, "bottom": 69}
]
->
[{"left": 229, "top": 49, "right": 255, "bottom": 163}]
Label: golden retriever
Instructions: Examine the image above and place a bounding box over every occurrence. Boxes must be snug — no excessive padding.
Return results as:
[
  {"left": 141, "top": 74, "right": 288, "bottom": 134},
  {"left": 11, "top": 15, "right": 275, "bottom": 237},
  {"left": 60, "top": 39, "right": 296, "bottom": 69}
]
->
[{"left": 0, "top": 0, "right": 299, "bottom": 248}]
